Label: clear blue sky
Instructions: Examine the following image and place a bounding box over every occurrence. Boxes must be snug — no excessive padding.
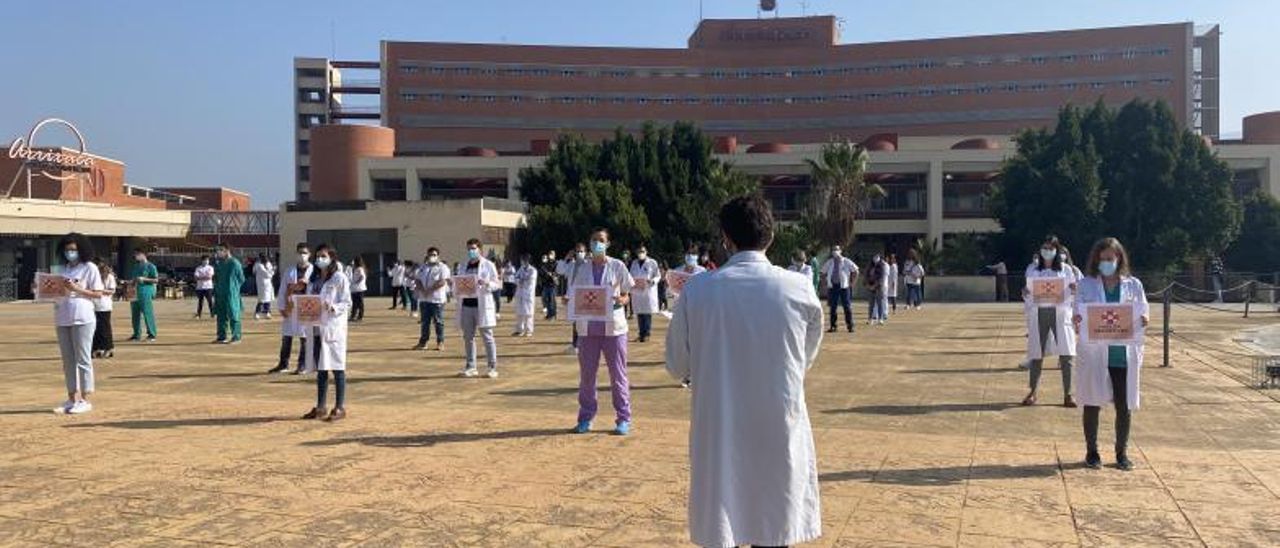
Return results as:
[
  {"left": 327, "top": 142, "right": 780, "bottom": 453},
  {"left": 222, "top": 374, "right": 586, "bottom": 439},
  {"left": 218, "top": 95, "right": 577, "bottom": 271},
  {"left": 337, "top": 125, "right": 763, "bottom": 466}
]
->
[{"left": 2, "top": 0, "right": 1276, "bottom": 207}]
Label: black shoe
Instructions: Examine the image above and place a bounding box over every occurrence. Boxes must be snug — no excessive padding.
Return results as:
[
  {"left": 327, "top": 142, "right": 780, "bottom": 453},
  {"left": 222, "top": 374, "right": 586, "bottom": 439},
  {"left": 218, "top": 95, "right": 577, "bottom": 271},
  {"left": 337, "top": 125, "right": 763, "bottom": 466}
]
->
[
  {"left": 267, "top": 364, "right": 288, "bottom": 374},
  {"left": 126, "top": 336, "right": 140, "bottom": 342},
  {"left": 827, "top": 327, "right": 837, "bottom": 333},
  {"left": 1085, "top": 452, "right": 1102, "bottom": 469},
  {"left": 1116, "top": 454, "right": 1133, "bottom": 471}
]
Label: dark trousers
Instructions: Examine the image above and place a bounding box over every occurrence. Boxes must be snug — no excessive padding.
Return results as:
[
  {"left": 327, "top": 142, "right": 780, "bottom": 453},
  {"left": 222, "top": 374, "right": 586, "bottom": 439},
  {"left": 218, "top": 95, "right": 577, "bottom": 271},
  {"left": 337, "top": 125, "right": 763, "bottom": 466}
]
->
[
  {"left": 828, "top": 287, "right": 853, "bottom": 331},
  {"left": 418, "top": 302, "right": 445, "bottom": 345},
  {"left": 316, "top": 370, "right": 346, "bottom": 409},
  {"left": 391, "top": 286, "right": 403, "bottom": 309},
  {"left": 503, "top": 282, "right": 516, "bottom": 302},
  {"left": 996, "top": 275, "right": 1009, "bottom": 302},
  {"left": 195, "top": 289, "right": 214, "bottom": 317},
  {"left": 254, "top": 302, "right": 271, "bottom": 315},
  {"left": 1084, "top": 367, "right": 1131, "bottom": 458},
  {"left": 92, "top": 311, "right": 114, "bottom": 352},
  {"left": 277, "top": 335, "right": 315, "bottom": 370},
  {"left": 492, "top": 290, "right": 502, "bottom": 314},
  {"left": 571, "top": 324, "right": 578, "bottom": 348},
  {"left": 350, "top": 291, "right": 365, "bottom": 321},
  {"left": 637, "top": 313, "right": 653, "bottom": 340},
  {"left": 542, "top": 286, "right": 557, "bottom": 319}
]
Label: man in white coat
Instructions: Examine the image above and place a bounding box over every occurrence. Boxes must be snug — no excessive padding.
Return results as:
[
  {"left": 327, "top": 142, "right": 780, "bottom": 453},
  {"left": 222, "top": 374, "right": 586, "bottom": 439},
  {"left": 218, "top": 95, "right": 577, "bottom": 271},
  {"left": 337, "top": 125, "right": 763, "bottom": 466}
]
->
[
  {"left": 821, "top": 246, "right": 858, "bottom": 333},
  {"left": 253, "top": 253, "right": 275, "bottom": 320},
  {"left": 512, "top": 254, "right": 538, "bottom": 336},
  {"left": 457, "top": 238, "right": 501, "bottom": 378},
  {"left": 268, "top": 243, "right": 316, "bottom": 374},
  {"left": 628, "top": 245, "right": 661, "bottom": 343},
  {"left": 666, "top": 195, "right": 825, "bottom": 548}
]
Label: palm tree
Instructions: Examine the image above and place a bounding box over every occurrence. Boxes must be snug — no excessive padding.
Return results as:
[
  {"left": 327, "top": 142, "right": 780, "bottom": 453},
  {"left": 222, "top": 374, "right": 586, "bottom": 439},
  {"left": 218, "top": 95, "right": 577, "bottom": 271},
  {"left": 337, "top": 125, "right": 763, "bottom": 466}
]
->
[{"left": 803, "top": 139, "right": 885, "bottom": 248}]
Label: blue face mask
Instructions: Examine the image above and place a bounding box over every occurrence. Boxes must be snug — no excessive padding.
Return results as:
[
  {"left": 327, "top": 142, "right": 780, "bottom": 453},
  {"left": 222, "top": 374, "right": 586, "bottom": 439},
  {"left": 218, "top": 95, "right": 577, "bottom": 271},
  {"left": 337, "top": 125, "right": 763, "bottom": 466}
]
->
[
  {"left": 64, "top": 250, "right": 79, "bottom": 263},
  {"left": 591, "top": 241, "right": 607, "bottom": 256},
  {"left": 1098, "top": 260, "right": 1119, "bottom": 277},
  {"left": 1040, "top": 248, "right": 1057, "bottom": 262},
  {"left": 468, "top": 248, "right": 480, "bottom": 260},
  {"left": 685, "top": 254, "right": 698, "bottom": 266}
]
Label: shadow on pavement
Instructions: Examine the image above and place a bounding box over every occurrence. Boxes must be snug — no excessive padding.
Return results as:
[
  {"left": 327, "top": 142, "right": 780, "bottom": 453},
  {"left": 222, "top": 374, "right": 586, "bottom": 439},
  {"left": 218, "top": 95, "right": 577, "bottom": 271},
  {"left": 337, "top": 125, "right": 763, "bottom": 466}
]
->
[
  {"left": 109, "top": 372, "right": 265, "bottom": 380},
  {"left": 821, "top": 463, "right": 1059, "bottom": 486},
  {"left": 63, "top": 416, "right": 288, "bottom": 429},
  {"left": 490, "top": 384, "right": 681, "bottom": 397},
  {"left": 0, "top": 409, "right": 53, "bottom": 415},
  {"left": 902, "top": 368, "right": 1019, "bottom": 375},
  {"left": 824, "top": 402, "right": 1022, "bottom": 416},
  {"left": 302, "top": 428, "right": 568, "bottom": 448},
  {"left": 912, "top": 350, "right": 1025, "bottom": 356},
  {"left": 345, "top": 374, "right": 461, "bottom": 384},
  {"left": 0, "top": 357, "right": 60, "bottom": 363}
]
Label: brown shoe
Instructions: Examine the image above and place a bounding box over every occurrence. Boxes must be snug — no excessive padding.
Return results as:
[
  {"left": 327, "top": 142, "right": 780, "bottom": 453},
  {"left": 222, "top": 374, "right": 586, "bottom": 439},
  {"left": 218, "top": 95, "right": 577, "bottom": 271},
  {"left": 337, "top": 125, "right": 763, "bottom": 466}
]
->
[
  {"left": 1063, "top": 395, "right": 1078, "bottom": 408},
  {"left": 325, "top": 407, "right": 346, "bottom": 422},
  {"left": 302, "top": 407, "right": 325, "bottom": 420},
  {"left": 1021, "top": 393, "right": 1037, "bottom": 406}
]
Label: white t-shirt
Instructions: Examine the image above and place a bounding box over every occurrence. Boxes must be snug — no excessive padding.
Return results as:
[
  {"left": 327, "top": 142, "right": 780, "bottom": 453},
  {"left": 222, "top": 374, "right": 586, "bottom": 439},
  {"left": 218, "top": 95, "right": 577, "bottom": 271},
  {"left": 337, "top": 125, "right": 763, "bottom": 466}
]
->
[
  {"left": 194, "top": 264, "right": 214, "bottom": 290},
  {"left": 415, "top": 262, "right": 452, "bottom": 304},
  {"left": 94, "top": 273, "right": 116, "bottom": 312},
  {"left": 53, "top": 261, "right": 104, "bottom": 326}
]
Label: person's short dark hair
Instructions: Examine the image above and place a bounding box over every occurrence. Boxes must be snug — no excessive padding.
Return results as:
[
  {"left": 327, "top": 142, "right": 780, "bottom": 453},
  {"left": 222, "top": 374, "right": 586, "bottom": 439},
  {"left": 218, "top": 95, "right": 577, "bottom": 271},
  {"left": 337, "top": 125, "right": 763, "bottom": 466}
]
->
[
  {"left": 56, "top": 232, "right": 95, "bottom": 263},
  {"left": 215, "top": 242, "right": 229, "bottom": 250},
  {"left": 427, "top": 246, "right": 440, "bottom": 255},
  {"left": 466, "top": 238, "right": 482, "bottom": 247},
  {"left": 719, "top": 195, "right": 774, "bottom": 251},
  {"left": 314, "top": 243, "right": 331, "bottom": 255},
  {"left": 295, "top": 242, "right": 309, "bottom": 252},
  {"left": 352, "top": 256, "right": 365, "bottom": 268}
]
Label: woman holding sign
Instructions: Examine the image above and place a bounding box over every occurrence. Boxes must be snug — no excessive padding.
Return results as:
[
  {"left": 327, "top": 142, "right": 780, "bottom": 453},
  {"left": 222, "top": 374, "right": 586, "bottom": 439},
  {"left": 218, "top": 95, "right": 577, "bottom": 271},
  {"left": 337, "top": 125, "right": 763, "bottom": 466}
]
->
[
  {"left": 302, "top": 245, "right": 352, "bottom": 421},
  {"left": 50, "top": 233, "right": 107, "bottom": 414},
  {"left": 1074, "top": 238, "right": 1148, "bottom": 471},
  {"left": 568, "top": 228, "right": 635, "bottom": 435},
  {"left": 628, "top": 245, "right": 661, "bottom": 343},
  {"left": 1021, "top": 236, "right": 1078, "bottom": 408}
]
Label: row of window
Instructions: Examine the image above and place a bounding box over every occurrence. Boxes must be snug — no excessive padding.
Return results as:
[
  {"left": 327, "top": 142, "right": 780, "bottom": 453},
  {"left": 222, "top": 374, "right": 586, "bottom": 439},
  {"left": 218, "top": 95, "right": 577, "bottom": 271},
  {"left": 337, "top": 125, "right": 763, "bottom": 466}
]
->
[
  {"left": 397, "top": 76, "right": 1174, "bottom": 106},
  {"left": 396, "top": 46, "right": 1172, "bottom": 80}
]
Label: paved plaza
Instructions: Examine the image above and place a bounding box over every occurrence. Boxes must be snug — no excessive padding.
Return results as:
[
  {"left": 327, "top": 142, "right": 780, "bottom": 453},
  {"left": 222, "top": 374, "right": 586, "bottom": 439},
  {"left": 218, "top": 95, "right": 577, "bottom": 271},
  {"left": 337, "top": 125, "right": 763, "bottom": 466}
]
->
[{"left": 2, "top": 299, "right": 1279, "bottom": 547}]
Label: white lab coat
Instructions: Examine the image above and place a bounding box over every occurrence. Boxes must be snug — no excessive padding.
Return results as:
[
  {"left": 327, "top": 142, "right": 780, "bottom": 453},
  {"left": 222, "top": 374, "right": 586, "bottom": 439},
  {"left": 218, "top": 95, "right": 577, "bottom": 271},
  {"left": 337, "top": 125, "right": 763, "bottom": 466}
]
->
[
  {"left": 629, "top": 258, "right": 661, "bottom": 314},
  {"left": 568, "top": 256, "right": 634, "bottom": 336},
  {"left": 788, "top": 263, "right": 814, "bottom": 286},
  {"left": 276, "top": 262, "right": 314, "bottom": 338},
  {"left": 456, "top": 258, "right": 500, "bottom": 329},
  {"left": 350, "top": 266, "right": 368, "bottom": 292},
  {"left": 307, "top": 269, "right": 352, "bottom": 372},
  {"left": 665, "top": 251, "right": 824, "bottom": 548},
  {"left": 887, "top": 262, "right": 900, "bottom": 297},
  {"left": 389, "top": 263, "right": 406, "bottom": 287},
  {"left": 254, "top": 261, "right": 275, "bottom": 303},
  {"left": 514, "top": 263, "right": 538, "bottom": 318},
  {"left": 821, "top": 257, "right": 858, "bottom": 289},
  {"left": 1024, "top": 266, "right": 1079, "bottom": 359},
  {"left": 904, "top": 261, "right": 924, "bottom": 285},
  {"left": 1074, "top": 276, "right": 1149, "bottom": 410}
]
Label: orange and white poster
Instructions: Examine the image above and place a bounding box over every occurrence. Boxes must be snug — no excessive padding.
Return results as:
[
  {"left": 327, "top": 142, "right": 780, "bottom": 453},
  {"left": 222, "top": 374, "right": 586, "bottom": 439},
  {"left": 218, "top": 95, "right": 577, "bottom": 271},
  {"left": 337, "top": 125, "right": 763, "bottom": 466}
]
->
[
  {"left": 633, "top": 277, "right": 649, "bottom": 290},
  {"left": 665, "top": 270, "right": 693, "bottom": 295},
  {"left": 1030, "top": 277, "right": 1066, "bottom": 305},
  {"left": 292, "top": 295, "right": 325, "bottom": 326},
  {"left": 451, "top": 274, "right": 478, "bottom": 299},
  {"left": 35, "top": 272, "right": 68, "bottom": 302},
  {"left": 569, "top": 285, "right": 612, "bottom": 321},
  {"left": 1081, "top": 302, "right": 1140, "bottom": 345}
]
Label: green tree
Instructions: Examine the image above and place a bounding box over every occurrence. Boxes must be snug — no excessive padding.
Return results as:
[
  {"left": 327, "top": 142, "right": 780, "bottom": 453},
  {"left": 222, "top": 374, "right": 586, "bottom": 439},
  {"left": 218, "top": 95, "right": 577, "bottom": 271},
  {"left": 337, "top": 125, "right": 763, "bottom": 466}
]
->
[
  {"left": 518, "top": 122, "right": 758, "bottom": 262},
  {"left": 803, "top": 139, "right": 884, "bottom": 249},
  {"left": 1224, "top": 190, "right": 1280, "bottom": 273},
  {"left": 991, "top": 99, "right": 1239, "bottom": 272},
  {"left": 518, "top": 179, "right": 652, "bottom": 258},
  {"left": 766, "top": 223, "right": 814, "bottom": 266}
]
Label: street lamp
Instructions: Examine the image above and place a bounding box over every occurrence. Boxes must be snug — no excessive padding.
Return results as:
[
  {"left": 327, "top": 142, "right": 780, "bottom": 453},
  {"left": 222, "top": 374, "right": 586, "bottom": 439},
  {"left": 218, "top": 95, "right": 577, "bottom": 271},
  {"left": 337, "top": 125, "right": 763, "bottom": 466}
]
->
[{"left": 214, "top": 217, "right": 223, "bottom": 246}]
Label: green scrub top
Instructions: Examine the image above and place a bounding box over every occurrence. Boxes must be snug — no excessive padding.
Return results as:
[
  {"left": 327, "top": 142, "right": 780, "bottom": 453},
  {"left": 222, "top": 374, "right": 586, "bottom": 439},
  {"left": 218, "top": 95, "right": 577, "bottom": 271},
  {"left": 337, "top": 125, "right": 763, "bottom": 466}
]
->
[
  {"left": 131, "top": 262, "right": 158, "bottom": 299},
  {"left": 1104, "top": 283, "right": 1127, "bottom": 368}
]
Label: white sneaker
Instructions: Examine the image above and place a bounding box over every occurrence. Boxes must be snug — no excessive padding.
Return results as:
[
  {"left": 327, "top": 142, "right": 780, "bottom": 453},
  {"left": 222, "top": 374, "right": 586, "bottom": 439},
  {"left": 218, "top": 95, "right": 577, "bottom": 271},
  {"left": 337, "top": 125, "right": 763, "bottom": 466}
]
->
[
  {"left": 460, "top": 368, "right": 479, "bottom": 378},
  {"left": 53, "top": 400, "right": 74, "bottom": 414},
  {"left": 486, "top": 369, "right": 499, "bottom": 379},
  {"left": 565, "top": 345, "right": 577, "bottom": 355},
  {"left": 67, "top": 401, "right": 92, "bottom": 414}
]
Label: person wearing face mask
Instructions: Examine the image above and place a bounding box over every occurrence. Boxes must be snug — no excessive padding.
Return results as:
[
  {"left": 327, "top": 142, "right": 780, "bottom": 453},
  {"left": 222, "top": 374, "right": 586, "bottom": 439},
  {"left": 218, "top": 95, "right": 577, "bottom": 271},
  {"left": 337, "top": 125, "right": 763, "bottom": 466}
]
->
[
  {"left": 628, "top": 245, "right": 661, "bottom": 342},
  {"left": 667, "top": 245, "right": 708, "bottom": 311},
  {"left": 193, "top": 255, "right": 215, "bottom": 319},
  {"left": 561, "top": 243, "right": 589, "bottom": 354},
  {"left": 269, "top": 243, "right": 315, "bottom": 374},
  {"left": 302, "top": 244, "right": 352, "bottom": 421},
  {"left": 91, "top": 261, "right": 117, "bottom": 360},
  {"left": 1073, "top": 237, "right": 1149, "bottom": 471},
  {"left": 128, "top": 249, "right": 159, "bottom": 342},
  {"left": 568, "top": 228, "right": 635, "bottom": 435},
  {"left": 538, "top": 252, "right": 559, "bottom": 320},
  {"left": 865, "top": 254, "right": 889, "bottom": 325},
  {"left": 1021, "top": 235, "right": 1079, "bottom": 407},
  {"left": 821, "top": 245, "right": 857, "bottom": 334},
  {"left": 789, "top": 251, "right": 814, "bottom": 291},
  {"left": 388, "top": 260, "right": 406, "bottom": 310},
  {"left": 666, "top": 196, "right": 825, "bottom": 548},
  {"left": 50, "top": 233, "right": 107, "bottom": 414},
  {"left": 253, "top": 253, "right": 275, "bottom": 320},
  {"left": 512, "top": 254, "right": 538, "bottom": 337},
  {"left": 212, "top": 243, "right": 245, "bottom": 344},
  {"left": 903, "top": 249, "right": 925, "bottom": 310},
  {"left": 413, "top": 248, "right": 451, "bottom": 350},
  {"left": 457, "top": 238, "right": 501, "bottom": 378}
]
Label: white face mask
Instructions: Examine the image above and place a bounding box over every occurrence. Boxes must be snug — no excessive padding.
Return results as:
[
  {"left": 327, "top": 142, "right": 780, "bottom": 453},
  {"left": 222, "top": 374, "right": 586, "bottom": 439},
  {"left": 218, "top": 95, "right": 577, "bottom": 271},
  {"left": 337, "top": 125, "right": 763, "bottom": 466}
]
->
[
  {"left": 575, "top": 251, "right": 586, "bottom": 260},
  {"left": 297, "top": 253, "right": 310, "bottom": 264},
  {"left": 1040, "top": 248, "right": 1057, "bottom": 262},
  {"left": 427, "top": 255, "right": 439, "bottom": 264},
  {"left": 315, "top": 256, "right": 332, "bottom": 269},
  {"left": 637, "top": 252, "right": 647, "bottom": 261}
]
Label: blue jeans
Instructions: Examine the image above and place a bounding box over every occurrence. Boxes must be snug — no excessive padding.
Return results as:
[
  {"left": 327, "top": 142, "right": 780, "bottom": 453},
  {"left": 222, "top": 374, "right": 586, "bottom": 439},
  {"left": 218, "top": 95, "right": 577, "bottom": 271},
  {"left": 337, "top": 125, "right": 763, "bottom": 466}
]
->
[
  {"left": 870, "top": 291, "right": 888, "bottom": 321},
  {"left": 637, "top": 313, "right": 653, "bottom": 340},
  {"left": 542, "top": 286, "right": 557, "bottom": 319},
  {"left": 418, "top": 301, "right": 444, "bottom": 345},
  {"left": 827, "top": 287, "right": 853, "bottom": 331},
  {"left": 906, "top": 284, "right": 923, "bottom": 307}
]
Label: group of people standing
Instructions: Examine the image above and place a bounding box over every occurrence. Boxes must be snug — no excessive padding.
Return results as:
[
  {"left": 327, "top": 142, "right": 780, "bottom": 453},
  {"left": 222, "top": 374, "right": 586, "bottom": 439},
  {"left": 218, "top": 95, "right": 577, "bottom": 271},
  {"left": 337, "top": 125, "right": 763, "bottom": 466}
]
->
[{"left": 811, "top": 246, "right": 926, "bottom": 334}]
